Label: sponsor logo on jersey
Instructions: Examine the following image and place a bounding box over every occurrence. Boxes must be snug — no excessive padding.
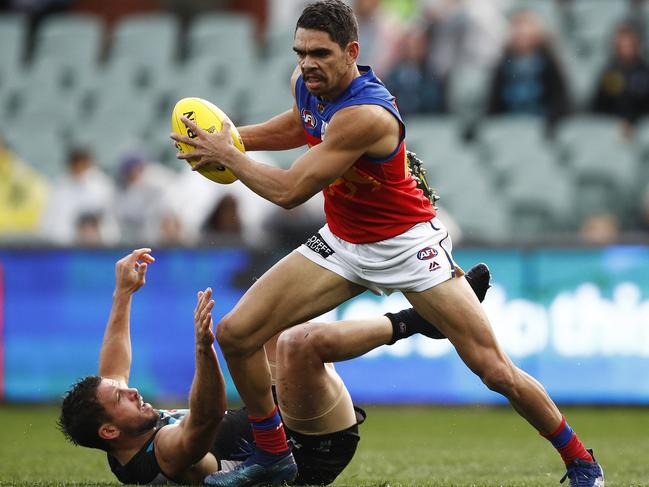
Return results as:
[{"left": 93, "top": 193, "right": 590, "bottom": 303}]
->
[
  {"left": 417, "top": 247, "right": 438, "bottom": 260},
  {"left": 301, "top": 108, "right": 316, "bottom": 129},
  {"left": 305, "top": 232, "right": 334, "bottom": 258},
  {"left": 429, "top": 261, "right": 441, "bottom": 272}
]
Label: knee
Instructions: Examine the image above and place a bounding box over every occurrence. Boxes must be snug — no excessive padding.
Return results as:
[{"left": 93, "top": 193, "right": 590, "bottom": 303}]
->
[
  {"left": 216, "top": 313, "right": 258, "bottom": 357},
  {"left": 480, "top": 362, "right": 519, "bottom": 396},
  {"left": 277, "top": 323, "right": 332, "bottom": 368}
]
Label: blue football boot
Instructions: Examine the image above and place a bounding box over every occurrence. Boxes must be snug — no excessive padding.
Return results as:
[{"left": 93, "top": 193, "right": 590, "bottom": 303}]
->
[
  {"left": 560, "top": 450, "right": 605, "bottom": 487},
  {"left": 204, "top": 451, "right": 297, "bottom": 487}
]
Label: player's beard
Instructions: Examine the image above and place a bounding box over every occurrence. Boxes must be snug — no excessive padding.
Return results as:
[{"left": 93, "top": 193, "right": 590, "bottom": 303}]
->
[{"left": 124, "top": 411, "right": 159, "bottom": 436}]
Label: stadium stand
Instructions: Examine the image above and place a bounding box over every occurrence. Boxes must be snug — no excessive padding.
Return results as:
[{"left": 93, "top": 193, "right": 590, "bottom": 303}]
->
[{"left": 1, "top": 0, "right": 648, "bottom": 245}]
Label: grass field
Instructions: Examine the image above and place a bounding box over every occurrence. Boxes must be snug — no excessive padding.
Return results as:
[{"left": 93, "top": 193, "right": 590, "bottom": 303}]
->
[{"left": 0, "top": 404, "right": 647, "bottom": 486}]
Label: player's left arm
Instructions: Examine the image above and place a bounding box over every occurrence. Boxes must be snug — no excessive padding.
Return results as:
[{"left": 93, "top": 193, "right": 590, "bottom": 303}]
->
[
  {"left": 154, "top": 288, "right": 226, "bottom": 480},
  {"left": 175, "top": 104, "right": 399, "bottom": 209},
  {"left": 98, "top": 249, "right": 155, "bottom": 385}
]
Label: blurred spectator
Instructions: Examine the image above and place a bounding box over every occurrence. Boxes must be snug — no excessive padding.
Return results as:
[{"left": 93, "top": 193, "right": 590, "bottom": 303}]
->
[
  {"left": 202, "top": 194, "right": 243, "bottom": 238},
  {"left": 640, "top": 183, "right": 649, "bottom": 233},
  {"left": 355, "top": 0, "right": 404, "bottom": 77},
  {"left": 114, "top": 151, "right": 176, "bottom": 245},
  {"left": 384, "top": 24, "right": 446, "bottom": 116},
  {"left": 75, "top": 212, "right": 103, "bottom": 246},
  {"left": 486, "top": 9, "right": 569, "bottom": 128},
  {"left": 424, "top": 0, "right": 509, "bottom": 77},
  {"left": 579, "top": 212, "right": 621, "bottom": 245},
  {"left": 40, "top": 147, "right": 118, "bottom": 245},
  {"left": 263, "top": 192, "right": 326, "bottom": 252},
  {"left": 591, "top": 24, "right": 649, "bottom": 125},
  {"left": 157, "top": 209, "right": 186, "bottom": 246},
  {"left": 0, "top": 133, "right": 50, "bottom": 237}
]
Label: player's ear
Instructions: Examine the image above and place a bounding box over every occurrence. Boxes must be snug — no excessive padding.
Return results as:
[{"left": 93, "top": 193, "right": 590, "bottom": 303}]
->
[
  {"left": 346, "top": 41, "right": 359, "bottom": 64},
  {"left": 99, "top": 423, "right": 120, "bottom": 441}
]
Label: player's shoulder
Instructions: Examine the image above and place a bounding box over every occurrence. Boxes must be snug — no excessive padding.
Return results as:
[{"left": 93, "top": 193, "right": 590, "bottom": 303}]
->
[
  {"left": 329, "top": 104, "right": 397, "bottom": 137},
  {"left": 290, "top": 65, "right": 302, "bottom": 97}
]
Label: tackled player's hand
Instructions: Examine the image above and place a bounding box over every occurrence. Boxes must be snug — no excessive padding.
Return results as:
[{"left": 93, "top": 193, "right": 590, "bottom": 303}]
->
[
  {"left": 194, "top": 287, "right": 216, "bottom": 348},
  {"left": 114, "top": 248, "right": 155, "bottom": 296}
]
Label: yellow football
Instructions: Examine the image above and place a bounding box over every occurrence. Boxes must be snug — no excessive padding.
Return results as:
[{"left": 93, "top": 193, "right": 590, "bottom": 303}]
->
[{"left": 171, "top": 97, "right": 245, "bottom": 184}]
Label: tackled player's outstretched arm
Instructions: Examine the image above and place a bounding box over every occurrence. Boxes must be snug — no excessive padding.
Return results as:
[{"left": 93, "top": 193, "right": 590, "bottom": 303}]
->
[
  {"left": 155, "top": 288, "right": 226, "bottom": 480},
  {"left": 98, "top": 249, "right": 155, "bottom": 385}
]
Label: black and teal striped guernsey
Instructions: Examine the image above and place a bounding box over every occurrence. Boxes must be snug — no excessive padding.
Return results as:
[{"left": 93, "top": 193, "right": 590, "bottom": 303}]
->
[
  {"left": 107, "top": 408, "right": 254, "bottom": 485},
  {"left": 106, "top": 406, "right": 365, "bottom": 485}
]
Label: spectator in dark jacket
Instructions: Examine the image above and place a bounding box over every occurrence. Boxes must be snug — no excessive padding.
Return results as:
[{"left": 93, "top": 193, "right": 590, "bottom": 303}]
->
[
  {"left": 591, "top": 23, "right": 649, "bottom": 124},
  {"left": 384, "top": 24, "right": 446, "bottom": 117},
  {"left": 487, "top": 10, "right": 569, "bottom": 128}
]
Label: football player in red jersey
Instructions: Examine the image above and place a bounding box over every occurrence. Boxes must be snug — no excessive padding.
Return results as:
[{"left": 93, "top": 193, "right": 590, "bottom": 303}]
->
[{"left": 171, "top": 2, "right": 604, "bottom": 486}]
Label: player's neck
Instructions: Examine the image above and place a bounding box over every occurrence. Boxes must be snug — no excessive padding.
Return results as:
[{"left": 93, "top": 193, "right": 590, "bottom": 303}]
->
[
  {"left": 110, "top": 429, "right": 156, "bottom": 465},
  {"left": 320, "top": 64, "right": 361, "bottom": 102}
]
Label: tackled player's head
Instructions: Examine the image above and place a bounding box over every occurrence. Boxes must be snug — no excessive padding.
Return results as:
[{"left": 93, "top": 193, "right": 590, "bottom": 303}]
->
[
  {"left": 294, "top": 0, "right": 360, "bottom": 99},
  {"left": 59, "top": 376, "right": 158, "bottom": 452},
  {"left": 59, "top": 376, "right": 112, "bottom": 451}
]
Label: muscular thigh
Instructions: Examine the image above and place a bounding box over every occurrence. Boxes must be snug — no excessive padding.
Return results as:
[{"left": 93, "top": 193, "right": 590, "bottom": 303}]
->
[
  {"left": 224, "top": 250, "right": 365, "bottom": 349},
  {"left": 405, "top": 276, "right": 511, "bottom": 373}
]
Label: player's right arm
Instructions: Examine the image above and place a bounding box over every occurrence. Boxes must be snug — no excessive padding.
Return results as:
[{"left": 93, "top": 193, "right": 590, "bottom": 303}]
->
[
  {"left": 154, "top": 288, "right": 226, "bottom": 482},
  {"left": 98, "top": 248, "right": 155, "bottom": 385},
  {"left": 236, "top": 67, "right": 306, "bottom": 151}
]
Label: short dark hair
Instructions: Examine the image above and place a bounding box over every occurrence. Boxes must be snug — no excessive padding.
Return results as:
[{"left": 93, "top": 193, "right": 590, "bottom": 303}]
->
[
  {"left": 296, "top": 0, "right": 358, "bottom": 49},
  {"left": 67, "top": 147, "right": 93, "bottom": 166},
  {"left": 58, "top": 376, "right": 112, "bottom": 451}
]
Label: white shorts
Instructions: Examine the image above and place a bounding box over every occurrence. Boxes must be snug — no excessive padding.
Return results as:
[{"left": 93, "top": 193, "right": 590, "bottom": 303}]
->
[{"left": 296, "top": 218, "right": 459, "bottom": 295}]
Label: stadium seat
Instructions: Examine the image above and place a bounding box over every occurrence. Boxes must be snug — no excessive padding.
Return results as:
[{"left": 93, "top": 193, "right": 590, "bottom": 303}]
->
[
  {"left": 478, "top": 115, "right": 546, "bottom": 158},
  {"left": 565, "top": 0, "right": 629, "bottom": 57},
  {"left": 433, "top": 151, "right": 509, "bottom": 242},
  {"left": 14, "top": 58, "right": 93, "bottom": 120},
  {"left": 556, "top": 116, "right": 626, "bottom": 163},
  {"left": 187, "top": 12, "right": 256, "bottom": 64},
  {"left": 3, "top": 120, "right": 67, "bottom": 179},
  {"left": 33, "top": 14, "right": 103, "bottom": 67},
  {"left": 264, "top": 24, "right": 296, "bottom": 58},
  {"left": 111, "top": 13, "right": 179, "bottom": 67},
  {"left": 447, "top": 64, "right": 490, "bottom": 123},
  {"left": 242, "top": 54, "right": 296, "bottom": 124},
  {"left": 0, "top": 14, "right": 27, "bottom": 94},
  {"left": 404, "top": 115, "right": 465, "bottom": 161},
  {"left": 508, "top": 0, "right": 563, "bottom": 38},
  {"left": 562, "top": 51, "right": 603, "bottom": 110},
  {"left": 502, "top": 153, "right": 575, "bottom": 233},
  {"left": 569, "top": 140, "right": 637, "bottom": 188},
  {"left": 71, "top": 117, "right": 148, "bottom": 175},
  {"left": 169, "top": 56, "right": 253, "bottom": 124}
]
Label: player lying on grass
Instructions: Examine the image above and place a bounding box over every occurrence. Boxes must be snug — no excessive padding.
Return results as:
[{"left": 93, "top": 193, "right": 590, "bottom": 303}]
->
[{"left": 58, "top": 249, "right": 490, "bottom": 485}]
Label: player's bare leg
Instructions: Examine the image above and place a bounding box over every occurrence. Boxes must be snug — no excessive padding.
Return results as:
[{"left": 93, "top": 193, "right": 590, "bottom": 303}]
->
[
  {"left": 405, "top": 276, "right": 604, "bottom": 485},
  {"left": 217, "top": 251, "right": 364, "bottom": 416},
  {"left": 205, "top": 251, "right": 364, "bottom": 487},
  {"left": 266, "top": 261, "right": 493, "bottom": 422}
]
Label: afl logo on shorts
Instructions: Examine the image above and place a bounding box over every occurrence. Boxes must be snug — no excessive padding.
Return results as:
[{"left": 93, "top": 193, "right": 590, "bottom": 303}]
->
[
  {"left": 417, "top": 247, "right": 438, "bottom": 260},
  {"left": 301, "top": 108, "right": 316, "bottom": 129}
]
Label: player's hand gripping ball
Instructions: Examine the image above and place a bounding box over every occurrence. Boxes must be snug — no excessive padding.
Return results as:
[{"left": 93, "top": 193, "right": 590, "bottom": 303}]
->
[{"left": 171, "top": 97, "right": 245, "bottom": 184}]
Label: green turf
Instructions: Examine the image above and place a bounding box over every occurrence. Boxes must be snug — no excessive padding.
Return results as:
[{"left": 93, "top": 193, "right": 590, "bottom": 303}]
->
[{"left": 0, "top": 404, "right": 646, "bottom": 486}]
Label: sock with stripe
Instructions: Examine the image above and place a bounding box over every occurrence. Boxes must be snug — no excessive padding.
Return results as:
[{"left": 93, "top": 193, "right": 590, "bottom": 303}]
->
[
  {"left": 249, "top": 406, "right": 290, "bottom": 465},
  {"left": 542, "top": 416, "right": 594, "bottom": 465}
]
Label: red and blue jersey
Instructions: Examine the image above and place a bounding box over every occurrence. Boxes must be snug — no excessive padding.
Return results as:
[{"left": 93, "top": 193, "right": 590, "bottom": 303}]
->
[{"left": 295, "top": 66, "right": 435, "bottom": 243}]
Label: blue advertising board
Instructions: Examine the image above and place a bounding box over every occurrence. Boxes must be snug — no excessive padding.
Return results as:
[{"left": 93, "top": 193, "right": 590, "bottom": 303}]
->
[{"left": 1, "top": 247, "right": 648, "bottom": 404}]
